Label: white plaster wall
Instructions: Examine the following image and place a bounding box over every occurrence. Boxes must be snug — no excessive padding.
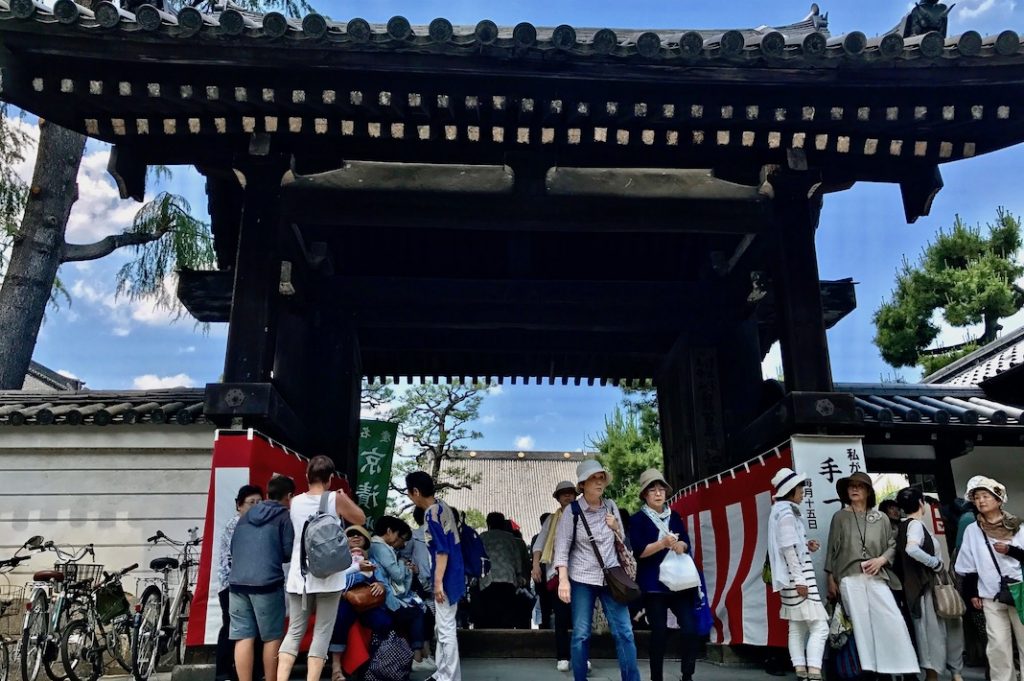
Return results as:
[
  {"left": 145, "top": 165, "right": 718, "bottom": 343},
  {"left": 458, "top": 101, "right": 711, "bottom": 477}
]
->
[
  {"left": 951, "top": 445, "right": 1024, "bottom": 515},
  {"left": 0, "top": 426, "right": 215, "bottom": 596}
]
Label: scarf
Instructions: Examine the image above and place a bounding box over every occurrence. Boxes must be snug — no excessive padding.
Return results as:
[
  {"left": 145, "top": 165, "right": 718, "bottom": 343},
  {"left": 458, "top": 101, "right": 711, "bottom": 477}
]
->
[
  {"left": 642, "top": 503, "right": 672, "bottom": 531},
  {"left": 539, "top": 507, "right": 565, "bottom": 565},
  {"left": 979, "top": 511, "right": 1022, "bottom": 542}
]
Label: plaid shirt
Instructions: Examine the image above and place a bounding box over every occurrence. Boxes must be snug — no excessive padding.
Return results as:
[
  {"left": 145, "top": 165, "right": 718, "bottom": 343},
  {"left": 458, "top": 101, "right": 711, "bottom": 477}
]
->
[
  {"left": 553, "top": 498, "right": 621, "bottom": 587},
  {"left": 217, "top": 515, "right": 239, "bottom": 592}
]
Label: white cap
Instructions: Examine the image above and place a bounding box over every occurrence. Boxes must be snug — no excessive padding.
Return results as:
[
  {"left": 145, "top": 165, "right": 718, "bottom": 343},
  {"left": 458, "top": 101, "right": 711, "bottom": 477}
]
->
[{"left": 771, "top": 467, "right": 807, "bottom": 499}]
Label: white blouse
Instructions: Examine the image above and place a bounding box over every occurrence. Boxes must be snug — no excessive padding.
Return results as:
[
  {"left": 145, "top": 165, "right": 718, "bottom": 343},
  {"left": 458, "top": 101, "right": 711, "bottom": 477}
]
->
[{"left": 954, "top": 522, "right": 1024, "bottom": 599}]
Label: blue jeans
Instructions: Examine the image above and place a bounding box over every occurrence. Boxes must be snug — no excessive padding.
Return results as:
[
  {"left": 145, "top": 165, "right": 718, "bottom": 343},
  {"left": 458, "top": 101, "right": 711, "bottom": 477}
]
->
[{"left": 570, "top": 580, "right": 640, "bottom": 681}]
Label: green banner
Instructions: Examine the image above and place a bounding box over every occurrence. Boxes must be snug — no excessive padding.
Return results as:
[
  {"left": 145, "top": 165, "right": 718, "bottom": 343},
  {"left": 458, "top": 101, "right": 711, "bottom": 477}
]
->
[{"left": 355, "top": 419, "right": 399, "bottom": 522}]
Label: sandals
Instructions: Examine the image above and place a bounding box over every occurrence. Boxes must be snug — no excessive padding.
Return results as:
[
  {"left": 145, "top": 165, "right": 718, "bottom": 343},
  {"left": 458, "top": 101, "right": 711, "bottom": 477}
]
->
[{"left": 331, "top": 669, "right": 346, "bottom": 681}]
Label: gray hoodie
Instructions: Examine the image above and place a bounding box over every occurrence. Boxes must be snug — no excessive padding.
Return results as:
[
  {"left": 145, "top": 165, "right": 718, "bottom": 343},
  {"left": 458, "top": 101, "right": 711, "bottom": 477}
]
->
[{"left": 229, "top": 501, "right": 294, "bottom": 591}]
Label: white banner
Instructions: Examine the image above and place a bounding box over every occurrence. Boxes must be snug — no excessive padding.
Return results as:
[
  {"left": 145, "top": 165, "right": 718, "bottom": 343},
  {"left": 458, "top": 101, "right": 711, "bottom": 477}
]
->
[{"left": 790, "top": 435, "right": 867, "bottom": 595}]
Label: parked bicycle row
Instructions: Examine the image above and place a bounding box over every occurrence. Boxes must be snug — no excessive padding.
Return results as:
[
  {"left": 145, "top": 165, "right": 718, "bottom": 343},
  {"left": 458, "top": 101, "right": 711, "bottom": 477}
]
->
[{"left": 0, "top": 528, "right": 201, "bottom": 681}]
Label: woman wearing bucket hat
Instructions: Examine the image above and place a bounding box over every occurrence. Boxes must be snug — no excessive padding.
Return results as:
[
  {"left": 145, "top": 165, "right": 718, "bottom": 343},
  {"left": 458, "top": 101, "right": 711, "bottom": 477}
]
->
[
  {"left": 824, "top": 471, "right": 919, "bottom": 676},
  {"left": 553, "top": 459, "right": 641, "bottom": 681},
  {"left": 629, "top": 469, "right": 700, "bottom": 681},
  {"left": 532, "top": 480, "right": 579, "bottom": 672},
  {"left": 767, "top": 468, "right": 828, "bottom": 681},
  {"left": 954, "top": 475, "right": 1024, "bottom": 681}
]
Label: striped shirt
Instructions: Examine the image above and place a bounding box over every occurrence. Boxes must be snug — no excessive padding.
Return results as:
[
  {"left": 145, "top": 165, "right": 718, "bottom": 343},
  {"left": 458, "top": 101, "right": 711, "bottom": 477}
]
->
[{"left": 553, "top": 498, "right": 621, "bottom": 587}]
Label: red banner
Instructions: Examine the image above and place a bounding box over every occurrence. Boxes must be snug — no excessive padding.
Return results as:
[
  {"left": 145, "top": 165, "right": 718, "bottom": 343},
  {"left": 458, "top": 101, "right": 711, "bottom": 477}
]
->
[{"left": 670, "top": 445, "right": 792, "bottom": 648}]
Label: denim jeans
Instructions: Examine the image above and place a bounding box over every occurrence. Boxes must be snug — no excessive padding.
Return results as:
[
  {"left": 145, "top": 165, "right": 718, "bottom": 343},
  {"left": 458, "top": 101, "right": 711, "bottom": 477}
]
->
[{"left": 570, "top": 580, "right": 640, "bottom": 681}]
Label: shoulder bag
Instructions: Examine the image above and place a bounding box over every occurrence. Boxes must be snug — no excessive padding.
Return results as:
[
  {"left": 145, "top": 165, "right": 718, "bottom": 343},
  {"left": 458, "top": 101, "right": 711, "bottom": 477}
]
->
[
  {"left": 606, "top": 502, "right": 638, "bottom": 580},
  {"left": 573, "top": 501, "right": 641, "bottom": 604},
  {"left": 933, "top": 568, "right": 966, "bottom": 619},
  {"left": 981, "top": 523, "right": 1024, "bottom": 622}
]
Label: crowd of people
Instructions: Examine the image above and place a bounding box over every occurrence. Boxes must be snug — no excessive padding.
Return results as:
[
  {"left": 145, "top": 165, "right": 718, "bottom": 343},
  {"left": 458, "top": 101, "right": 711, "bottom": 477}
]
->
[
  {"left": 211, "top": 452, "right": 1024, "bottom": 681},
  {"left": 768, "top": 469, "right": 1024, "bottom": 681}
]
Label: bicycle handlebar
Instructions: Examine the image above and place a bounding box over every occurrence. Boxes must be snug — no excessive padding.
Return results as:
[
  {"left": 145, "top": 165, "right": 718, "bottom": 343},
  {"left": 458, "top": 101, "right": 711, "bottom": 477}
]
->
[
  {"left": 147, "top": 531, "right": 164, "bottom": 543},
  {"left": 0, "top": 555, "right": 30, "bottom": 568}
]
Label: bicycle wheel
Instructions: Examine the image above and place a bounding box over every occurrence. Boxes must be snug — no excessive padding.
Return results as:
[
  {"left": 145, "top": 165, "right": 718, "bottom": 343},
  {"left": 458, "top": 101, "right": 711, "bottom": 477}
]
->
[
  {"left": 0, "top": 639, "right": 10, "bottom": 681},
  {"left": 130, "top": 587, "right": 162, "bottom": 681},
  {"left": 59, "top": 620, "right": 98, "bottom": 681},
  {"left": 44, "top": 602, "right": 81, "bottom": 681},
  {"left": 172, "top": 593, "right": 192, "bottom": 666},
  {"left": 109, "top": 617, "right": 133, "bottom": 673},
  {"left": 20, "top": 589, "right": 48, "bottom": 681}
]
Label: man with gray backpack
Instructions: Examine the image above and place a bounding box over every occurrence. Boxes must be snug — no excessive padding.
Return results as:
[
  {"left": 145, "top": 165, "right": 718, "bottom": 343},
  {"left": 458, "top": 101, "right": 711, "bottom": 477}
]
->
[{"left": 277, "top": 456, "right": 367, "bottom": 681}]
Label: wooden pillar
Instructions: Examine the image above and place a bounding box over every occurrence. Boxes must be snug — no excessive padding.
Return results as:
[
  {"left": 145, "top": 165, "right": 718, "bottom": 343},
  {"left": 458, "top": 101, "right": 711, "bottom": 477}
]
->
[
  {"left": 770, "top": 176, "right": 833, "bottom": 393},
  {"left": 307, "top": 323, "right": 363, "bottom": 485},
  {"left": 657, "top": 357, "right": 696, "bottom": 488},
  {"left": 222, "top": 160, "right": 289, "bottom": 385}
]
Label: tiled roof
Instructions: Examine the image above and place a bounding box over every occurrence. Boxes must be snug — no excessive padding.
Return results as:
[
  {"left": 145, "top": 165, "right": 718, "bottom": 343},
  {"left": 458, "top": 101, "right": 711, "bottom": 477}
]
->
[
  {"left": 0, "top": 388, "right": 208, "bottom": 426},
  {"left": 836, "top": 382, "right": 1024, "bottom": 426},
  {"left": 3, "top": 1, "right": 1020, "bottom": 65},
  {"left": 922, "top": 326, "right": 1024, "bottom": 387},
  {"left": 25, "top": 361, "right": 83, "bottom": 391},
  {"left": 439, "top": 450, "right": 591, "bottom": 540}
]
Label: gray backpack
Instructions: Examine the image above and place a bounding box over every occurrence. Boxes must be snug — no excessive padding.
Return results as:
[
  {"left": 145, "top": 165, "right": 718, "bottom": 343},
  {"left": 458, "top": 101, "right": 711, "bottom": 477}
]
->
[{"left": 300, "top": 492, "right": 351, "bottom": 579}]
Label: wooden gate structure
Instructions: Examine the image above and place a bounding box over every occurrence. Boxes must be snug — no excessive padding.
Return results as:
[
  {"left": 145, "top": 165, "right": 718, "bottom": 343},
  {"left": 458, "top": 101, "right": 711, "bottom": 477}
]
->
[{"left": 3, "top": 1, "right": 1024, "bottom": 486}]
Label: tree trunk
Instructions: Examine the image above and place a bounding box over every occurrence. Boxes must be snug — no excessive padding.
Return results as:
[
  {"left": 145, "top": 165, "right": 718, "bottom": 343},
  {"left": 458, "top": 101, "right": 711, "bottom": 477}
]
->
[
  {"left": 982, "top": 312, "right": 1002, "bottom": 345},
  {"left": 0, "top": 122, "right": 85, "bottom": 389}
]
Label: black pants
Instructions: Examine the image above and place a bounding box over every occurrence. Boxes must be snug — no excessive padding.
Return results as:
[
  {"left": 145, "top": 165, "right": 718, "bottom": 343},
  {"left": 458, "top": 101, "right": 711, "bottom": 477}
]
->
[
  {"left": 553, "top": 593, "right": 571, "bottom": 661},
  {"left": 644, "top": 590, "right": 699, "bottom": 681},
  {"left": 216, "top": 590, "right": 235, "bottom": 681},
  {"left": 537, "top": 579, "right": 555, "bottom": 629},
  {"left": 477, "top": 583, "right": 519, "bottom": 628}
]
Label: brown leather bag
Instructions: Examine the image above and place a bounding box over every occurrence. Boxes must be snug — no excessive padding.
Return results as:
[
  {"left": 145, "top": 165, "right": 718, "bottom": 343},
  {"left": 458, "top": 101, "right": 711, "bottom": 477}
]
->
[{"left": 344, "top": 582, "right": 386, "bottom": 613}]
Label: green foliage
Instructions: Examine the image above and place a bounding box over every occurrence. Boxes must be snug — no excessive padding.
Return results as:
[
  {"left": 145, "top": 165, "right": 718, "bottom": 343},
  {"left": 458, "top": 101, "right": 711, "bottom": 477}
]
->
[
  {"left": 918, "top": 342, "right": 980, "bottom": 377},
  {"left": 462, "top": 508, "right": 486, "bottom": 530},
  {"left": 874, "top": 209, "right": 1024, "bottom": 369},
  {"left": 390, "top": 383, "right": 486, "bottom": 493},
  {"left": 114, "top": 192, "right": 215, "bottom": 310},
  {"left": 592, "top": 406, "right": 664, "bottom": 514},
  {"left": 0, "top": 105, "right": 29, "bottom": 272}
]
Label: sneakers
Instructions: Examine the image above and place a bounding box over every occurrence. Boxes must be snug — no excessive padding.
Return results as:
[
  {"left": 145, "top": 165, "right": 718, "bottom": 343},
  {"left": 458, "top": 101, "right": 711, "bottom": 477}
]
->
[
  {"left": 412, "top": 658, "right": 437, "bottom": 672},
  {"left": 556, "top": 660, "right": 570, "bottom": 672}
]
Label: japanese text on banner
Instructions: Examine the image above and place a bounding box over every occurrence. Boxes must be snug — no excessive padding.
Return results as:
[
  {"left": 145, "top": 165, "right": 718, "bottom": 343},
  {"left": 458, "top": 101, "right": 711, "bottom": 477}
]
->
[{"left": 356, "top": 420, "right": 399, "bottom": 522}]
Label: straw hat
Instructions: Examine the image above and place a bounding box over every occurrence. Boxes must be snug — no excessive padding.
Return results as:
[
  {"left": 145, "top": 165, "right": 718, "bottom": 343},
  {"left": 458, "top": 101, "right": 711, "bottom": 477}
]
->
[
  {"left": 552, "top": 480, "right": 577, "bottom": 499},
  {"left": 576, "top": 460, "right": 612, "bottom": 489},
  {"left": 345, "top": 525, "right": 372, "bottom": 542},
  {"left": 637, "top": 468, "right": 672, "bottom": 499},
  {"left": 770, "top": 467, "right": 807, "bottom": 499},
  {"left": 966, "top": 475, "right": 1008, "bottom": 504}
]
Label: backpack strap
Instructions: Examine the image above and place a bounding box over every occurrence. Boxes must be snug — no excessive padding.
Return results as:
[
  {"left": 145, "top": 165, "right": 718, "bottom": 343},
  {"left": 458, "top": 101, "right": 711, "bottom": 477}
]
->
[
  {"left": 319, "top": 491, "right": 331, "bottom": 514},
  {"left": 571, "top": 501, "right": 580, "bottom": 549}
]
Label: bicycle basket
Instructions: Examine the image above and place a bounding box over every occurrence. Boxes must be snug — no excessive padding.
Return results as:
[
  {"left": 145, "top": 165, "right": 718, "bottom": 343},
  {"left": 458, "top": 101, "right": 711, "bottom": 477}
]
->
[
  {"left": 58, "top": 563, "right": 104, "bottom": 589},
  {"left": 0, "top": 583, "right": 28, "bottom": 620},
  {"left": 96, "top": 581, "right": 130, "bottom": 623}
]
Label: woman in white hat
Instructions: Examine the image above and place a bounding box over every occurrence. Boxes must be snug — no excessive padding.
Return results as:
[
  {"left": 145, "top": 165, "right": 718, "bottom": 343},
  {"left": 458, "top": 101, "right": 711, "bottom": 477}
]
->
[
  {"left": 532, "top": 480, "right": 579, "bottom": 672},
  {"left": 767, "top": 468, "right": 827, "bottom": 681},
  {"left": 552, "top": 459, "right": 641, "bottom": 681},
  {"left": 954, "top": 475, "right": 1024, "bottom": 681},
  {"left": 629, "top": 468, "right": 699, "bottom": 681}
]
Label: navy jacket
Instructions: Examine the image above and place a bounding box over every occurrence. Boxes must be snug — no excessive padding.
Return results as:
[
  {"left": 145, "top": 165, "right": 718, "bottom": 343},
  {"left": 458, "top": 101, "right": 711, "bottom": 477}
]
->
[
  {"left": 629, "top": 509, "right": 691, "bottom": 593},
  {"left": 229, "top": 501, "right": 294, "bottom": 591}
]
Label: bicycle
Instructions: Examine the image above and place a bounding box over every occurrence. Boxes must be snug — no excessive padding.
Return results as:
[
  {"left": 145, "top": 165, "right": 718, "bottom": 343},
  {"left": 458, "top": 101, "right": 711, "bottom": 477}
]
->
[
  {"left": 21, "top": 540, "right": 100, "bottom": 681},
  {"left": 0, "top": 536, "right": 43, "bottom": 681},
  {"left": 59, "top": 563, "right": 138, "bottom": 681},
  {"left": 131, "top": 528, "right": 201, "bottom": 681}
]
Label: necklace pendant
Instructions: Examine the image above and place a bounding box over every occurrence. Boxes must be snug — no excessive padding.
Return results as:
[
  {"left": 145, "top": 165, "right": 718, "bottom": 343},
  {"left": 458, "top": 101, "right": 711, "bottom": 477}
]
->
[{"left": 862, "top": 548, "right": 869, "bottom": 558}]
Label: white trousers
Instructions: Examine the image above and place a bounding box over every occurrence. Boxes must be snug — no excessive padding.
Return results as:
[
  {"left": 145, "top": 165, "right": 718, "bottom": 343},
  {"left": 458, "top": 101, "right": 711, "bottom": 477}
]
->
[
  {"left": 983, "top": 599, "right": 1024, "bottom": 681},
  {"left": 840, "top": 574, "right": 919, "bottom": 674},
  {"left": 787, "top": 618, "right": 828, "bottom": 669},
  {"left": 434, "top": 599, "right": 461, "bottom": 681}
]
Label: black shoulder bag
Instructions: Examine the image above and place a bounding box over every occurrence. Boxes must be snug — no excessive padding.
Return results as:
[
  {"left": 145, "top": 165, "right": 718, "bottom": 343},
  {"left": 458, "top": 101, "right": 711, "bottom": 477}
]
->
[
  {"left": 981, "top": 521, "right": 1019, "bottom": 606},
  {"left": 572, "top": 501, "right": 641, "bottom": 604}
]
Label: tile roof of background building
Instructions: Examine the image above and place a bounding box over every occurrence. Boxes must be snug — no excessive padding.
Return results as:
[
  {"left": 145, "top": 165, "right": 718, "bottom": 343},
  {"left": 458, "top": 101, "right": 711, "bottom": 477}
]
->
[
  {"left": 439, "top": 449, "right": 592, "bottom": 540},
  {"left": 922, "top": 326, "right": 1024, "bottom": 387},
  {"left": 0, "top": 388, "right": 208, "bottom": 426}
]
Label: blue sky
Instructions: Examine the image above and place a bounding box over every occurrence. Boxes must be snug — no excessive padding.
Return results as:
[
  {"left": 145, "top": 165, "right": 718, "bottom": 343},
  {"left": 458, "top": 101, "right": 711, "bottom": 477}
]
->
[{"left": 12, "top": 0, "right": 1024, "bottom": 451}]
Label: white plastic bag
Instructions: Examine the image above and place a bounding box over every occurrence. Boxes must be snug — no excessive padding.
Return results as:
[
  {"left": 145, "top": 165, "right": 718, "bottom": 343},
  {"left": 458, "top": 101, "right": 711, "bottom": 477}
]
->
[{"left": 660, "top": 550, "right": 700, "bottom": 591}]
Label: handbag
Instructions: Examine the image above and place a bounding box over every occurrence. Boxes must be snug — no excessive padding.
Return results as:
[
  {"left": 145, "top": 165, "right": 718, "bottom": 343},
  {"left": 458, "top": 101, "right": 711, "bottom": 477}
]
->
[
  {"left": 574, "top": 501, "right": 641, "bottom": 604},
  {"left": 609, "top": 503, "right": 638, "bottom": 581},
  {"left": 345, "top": 582, "right": 387, "bottom": 613},
  {"left": 827, "top": 602, "right": 852, "bottom": 650},
  {"left": 933, "top": 569, "right": 967, "bottom": 619},
  {"left": 981, "top": 524, "right": 1021, "bottom": 609},
  {"left": 646, "top": 511, "right": 700, "bottom": 591},
  {"left": 695, "top": 570, "right": 714, "bottom": 636},
  {"left": 546, "top": 574, "right": 559, "bottom": 592},
  {"left": 761, "top": 553, "right": 772, "bottom": 585},
  {"left": 833, "top": 635, "right": 862, "bottom": 681}
]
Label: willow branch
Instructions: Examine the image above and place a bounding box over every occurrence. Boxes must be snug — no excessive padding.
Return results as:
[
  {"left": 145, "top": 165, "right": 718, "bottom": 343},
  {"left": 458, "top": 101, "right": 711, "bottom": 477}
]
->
[{"left": 61, "top": 231, "right": 164, "bottom": 263}]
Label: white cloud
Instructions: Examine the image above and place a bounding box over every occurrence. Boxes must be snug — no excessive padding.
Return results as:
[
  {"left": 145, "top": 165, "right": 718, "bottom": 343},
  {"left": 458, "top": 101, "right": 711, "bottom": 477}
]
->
[
  {"left": 956, "top": 0, "right": 1016, "bottom": 20},
  {"left": 178, "top": 345, "right": 197, "bottom": 354},
  {"left": 761, "top": 341, "right": 783, "bottom": 381},
  {"left": 132, "top": 373, "right": 195, "bottom": 389},
  {"left": 514, "top": 435, "right": 535, "bottom": 450},
  {"left": 56, "top": 369, "right": 79, "bottom": 380},
  {"left": 69, "top": 275, "right": 182, "bottom": 336},
  {"left": 487, "top": 385, "right": 504, "bottom": 396},
  {"left": 480, "top": 414, "right": 497, "bottom": 424}
]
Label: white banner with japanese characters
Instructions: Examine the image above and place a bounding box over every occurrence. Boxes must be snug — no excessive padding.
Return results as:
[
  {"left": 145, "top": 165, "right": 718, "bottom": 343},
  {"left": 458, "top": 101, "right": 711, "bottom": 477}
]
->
[{"left": 790, "top": 434, "right": 868, "bottom": 595}]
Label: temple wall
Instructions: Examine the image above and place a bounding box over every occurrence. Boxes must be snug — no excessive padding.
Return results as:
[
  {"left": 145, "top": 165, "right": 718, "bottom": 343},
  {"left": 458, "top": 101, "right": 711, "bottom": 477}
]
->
[{"left": 0, "top": 426, "right": 215, "bottom": 596}]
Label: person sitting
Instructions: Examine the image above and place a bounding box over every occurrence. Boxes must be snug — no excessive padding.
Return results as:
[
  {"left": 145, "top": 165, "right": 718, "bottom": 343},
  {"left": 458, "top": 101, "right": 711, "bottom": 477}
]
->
[
  {"left": 372, "top": 516, "right": 430, "bottom": 668},
  {"left": 329, "top": 525, "right": 389, "bottom": 681}
]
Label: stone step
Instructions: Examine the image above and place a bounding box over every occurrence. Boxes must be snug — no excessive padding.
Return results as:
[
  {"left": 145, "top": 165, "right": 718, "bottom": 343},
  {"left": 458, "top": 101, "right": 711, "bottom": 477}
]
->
[{"left": 458, "top": 628, "right": 685, "bottom": 658}]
